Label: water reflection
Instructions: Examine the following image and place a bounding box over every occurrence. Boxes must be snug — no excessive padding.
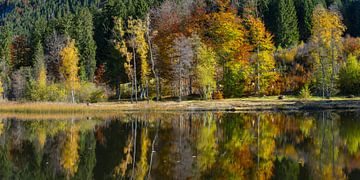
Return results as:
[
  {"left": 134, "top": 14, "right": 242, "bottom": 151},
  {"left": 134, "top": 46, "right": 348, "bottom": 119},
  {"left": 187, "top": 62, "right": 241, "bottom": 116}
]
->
[{"left": 0, "top": 111, "right": 359, "bottom": 179}]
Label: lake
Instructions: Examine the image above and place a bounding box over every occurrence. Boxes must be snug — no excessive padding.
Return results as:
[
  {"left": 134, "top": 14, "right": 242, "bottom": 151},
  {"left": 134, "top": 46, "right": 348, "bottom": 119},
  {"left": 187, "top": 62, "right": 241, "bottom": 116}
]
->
[{"left": 0, "top": 111, "right": 359, "bottom": 179}]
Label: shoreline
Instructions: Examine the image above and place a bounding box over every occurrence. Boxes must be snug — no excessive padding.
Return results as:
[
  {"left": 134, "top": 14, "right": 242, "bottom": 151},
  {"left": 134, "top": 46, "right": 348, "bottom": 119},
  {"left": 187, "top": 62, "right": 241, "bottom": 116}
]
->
[{"left": 1, "top": 98, "right": 360, "bottom": 113}]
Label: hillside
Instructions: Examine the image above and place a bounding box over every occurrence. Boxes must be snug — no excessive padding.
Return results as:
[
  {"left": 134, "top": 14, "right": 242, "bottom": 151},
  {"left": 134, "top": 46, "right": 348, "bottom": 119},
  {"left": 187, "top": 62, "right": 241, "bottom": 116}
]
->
[{"left": 0, "top": 0, "right": 359, "bottom": 103}]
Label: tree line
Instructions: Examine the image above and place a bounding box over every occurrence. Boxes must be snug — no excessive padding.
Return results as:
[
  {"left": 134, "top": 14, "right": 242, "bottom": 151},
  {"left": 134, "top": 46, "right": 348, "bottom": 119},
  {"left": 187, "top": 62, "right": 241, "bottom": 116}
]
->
[{"left": 0, "top": 0, "right": 360, "bottom": 102}]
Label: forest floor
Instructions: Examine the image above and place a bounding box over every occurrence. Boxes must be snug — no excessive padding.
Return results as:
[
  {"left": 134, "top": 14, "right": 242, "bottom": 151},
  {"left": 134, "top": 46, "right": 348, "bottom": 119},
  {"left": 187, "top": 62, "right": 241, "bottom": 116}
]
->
[{"left": 1, "top": 96, "right": 360, "bottom": 113}]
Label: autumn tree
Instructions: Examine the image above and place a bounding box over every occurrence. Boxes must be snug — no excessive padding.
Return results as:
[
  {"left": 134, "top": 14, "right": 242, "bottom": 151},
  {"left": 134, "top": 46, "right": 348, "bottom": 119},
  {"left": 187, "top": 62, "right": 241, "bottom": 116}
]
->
[
  {"left": 127, "top": 17, "right": 149, "bottom": 101},
  {"left": 246, "top": 16, "right": 277, "bottom": 95},
  {"left": 310, "top": 5, "right": 345, "bottom": 98},
  {"left": 171, "top": 35, "right": 193, "bottom": 101},
  {"left": 114, "top": 17, "right": 149, "bottom": 102},
  {"left": 60, "top": 39, "right": 80, "bottom": 103},
  {"left": 145, "top": 14, "right": 161, "bottom": 101},
  {"left": 114, "top": 17, "right": 134, "bottom": 102},
  {"left": 30, "top": 41, "right": 48, "bottom": 101},
  {"left": 204, "top": 2, "right": 251, "bottom": 97},
  {"left": 191, "top": 34, "right": 217, "bottom": 100},
  {"left": 339, "top": 55, "right": 360, "bottom": 95}
]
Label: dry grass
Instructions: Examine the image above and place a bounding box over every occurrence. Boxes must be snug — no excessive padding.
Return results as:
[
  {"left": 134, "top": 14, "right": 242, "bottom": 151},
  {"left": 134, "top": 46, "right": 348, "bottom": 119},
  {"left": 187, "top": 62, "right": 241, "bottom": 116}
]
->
[{"left": 0, "top": 97, "right": 360, "bottom": 114}]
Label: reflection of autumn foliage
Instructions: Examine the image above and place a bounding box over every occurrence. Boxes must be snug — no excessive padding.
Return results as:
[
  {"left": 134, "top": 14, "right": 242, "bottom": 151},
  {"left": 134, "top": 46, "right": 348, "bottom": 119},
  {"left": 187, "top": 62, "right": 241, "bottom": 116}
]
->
[
  {"left": 135, "top": 129, "right": 150, "bottom": 180},
  {"left": 95, "top": 126, "right": 106, "bottom": 145},
  {"left": 61, "top": 124, "right": 80, "bottom": 177},
  {"left": 196, "top": 114, "right": 218, "bottom": 172},
  {"left": 114, "top": 134, "right": 133, "bottom": 178}
]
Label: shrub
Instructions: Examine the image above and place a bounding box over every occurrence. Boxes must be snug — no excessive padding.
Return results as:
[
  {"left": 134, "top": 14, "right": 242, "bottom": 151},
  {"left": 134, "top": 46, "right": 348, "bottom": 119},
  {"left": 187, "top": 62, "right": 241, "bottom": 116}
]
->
[
  {"left": 46, "top": 84, "right": 67, "bottom": 102},
  {"left": 89, "top": 89, "right": 107, "bottom": 103},
  {"left": 299, "top": 84, "right": 311, "bottom": 100},
  {"left": 29, "top": 82, "right": 67, "bottom": 102},
  {"left": 339, "top": 55, "right": 360, "bottom": 95},
  {"left": 76, "top": 82, "right": 107, "bottom": 103},
  {"left": 213, "top": 91, "right": 223, "bottom": 100}
]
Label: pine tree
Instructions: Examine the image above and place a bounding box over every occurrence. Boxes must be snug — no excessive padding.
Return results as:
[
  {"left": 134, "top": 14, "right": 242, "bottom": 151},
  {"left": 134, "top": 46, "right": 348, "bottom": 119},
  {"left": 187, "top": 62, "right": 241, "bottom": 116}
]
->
[
  {"left": 296, "top": 0, "right": 326, "bottom": 42},
  {"left": 343, "top": 1, "right": 360, "bottom": 37},
  {"left": 73, "top": 8, "right": 97, "bottom": 81},
  {"left": 0, "top": 25, "right": 12, "bottom": 99},
  {"left": 275, "top": 0, "right": 300, "bottom": 47}
]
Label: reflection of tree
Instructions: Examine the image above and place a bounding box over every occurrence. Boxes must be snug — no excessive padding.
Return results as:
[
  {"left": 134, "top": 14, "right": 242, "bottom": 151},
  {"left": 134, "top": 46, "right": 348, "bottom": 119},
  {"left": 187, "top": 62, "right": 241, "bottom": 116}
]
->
[
  {"left": 114, "top": 133, "right": 133, "bottom": 178},
  {"left": 310, "top": 112, "right": 346, "bottom": 180},
  {"left": 210, "top": 113, "right": 254, "bottom": 179},
  {"left": 273, "top": 158, "right": 300, "bottom": 180},
  {"left": 196, "top": 113, "right": 217, "bottom": 172},
  {"left": 74, "top": 131, "right": 96, "bottom": 180},
  {"left": 255, "top": 114, "right": 279, "bottom": 180},
  {"left": 135, "top": 128, "right": 150, "bottom": 180},
  {"left": 0, "top": 119, "right": 4, "bottom": 136},
  {"left": 60, "top": 123, "right": 80, "bottom": 177},
  {"left": 340, "top": 112, "right": 360, "bottom": 155},
  {"left": 0, "top": 141, "right": 12, "bottom": 179}
]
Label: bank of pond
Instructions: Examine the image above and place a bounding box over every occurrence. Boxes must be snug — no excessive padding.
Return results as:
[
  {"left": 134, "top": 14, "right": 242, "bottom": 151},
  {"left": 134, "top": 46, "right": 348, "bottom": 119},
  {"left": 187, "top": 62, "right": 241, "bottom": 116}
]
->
[{"left": 0, "top": 111, "right": 359, "bottom": 179}]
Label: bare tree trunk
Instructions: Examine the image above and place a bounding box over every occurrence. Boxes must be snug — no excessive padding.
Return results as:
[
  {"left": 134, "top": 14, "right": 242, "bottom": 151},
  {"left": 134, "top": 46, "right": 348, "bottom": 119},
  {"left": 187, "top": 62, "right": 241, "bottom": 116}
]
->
[
  {"left": 317, "top": 35, "right": 326, "bottom": 99},
  {"left": 330, "top": 30, "right": 335, "bottom": 98},
  {"left": 71, "top": 89, "right": 75, "bottom": 103},
  {"left": 132, "top": 119, "right": 137, "bottom": 179},
  {"left": 147, "top": 120, "right": 159, "bottom": 179},
  {"left": 256, "top": 48, "right": 260, "bottom": 95},
  {"left": 179, "top": 62, "right": 182, "bottom": 102},
  {"left": 189, "top": 76, "right": 192, "bottom": 95},
  {"left": 147, "top": 81, "right": 149, "bottom": 103},
  {"left": 131, "top": 79, "right": 134, "bottom": 103},
  {"left": 117, "top": 82, "right": 122, "bottom": 101},
  {"left": 147, "top": 27, "right": 160, "bottom": 102},
  {"left": 132, "top": 45, "right": 138, "bottom": 103}
]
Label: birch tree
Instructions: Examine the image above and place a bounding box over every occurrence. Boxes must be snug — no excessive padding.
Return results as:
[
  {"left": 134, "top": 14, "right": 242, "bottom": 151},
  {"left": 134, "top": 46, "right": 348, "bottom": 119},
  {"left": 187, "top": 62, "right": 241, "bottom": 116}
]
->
[
  {"left": 114, "top": 18, "right": 134, "bottom": 102},
  {"left": 146, "top": 14, "right": 161, "bottom": 101},
  {"left": 60, "top": 39, "right": 80, "bottom": 103},
  {"left": 310, "top": 5, "right": 345, "bottom": 98},
  {"left": 171, "top": 35, "right": 193, "bottom": 101}
]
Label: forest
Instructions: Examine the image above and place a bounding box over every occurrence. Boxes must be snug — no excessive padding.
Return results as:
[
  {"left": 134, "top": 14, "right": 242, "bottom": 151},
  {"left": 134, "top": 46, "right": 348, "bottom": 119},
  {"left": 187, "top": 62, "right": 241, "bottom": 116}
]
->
[{"left": 0, "top": 0, "right": 360, "bottom": 103}]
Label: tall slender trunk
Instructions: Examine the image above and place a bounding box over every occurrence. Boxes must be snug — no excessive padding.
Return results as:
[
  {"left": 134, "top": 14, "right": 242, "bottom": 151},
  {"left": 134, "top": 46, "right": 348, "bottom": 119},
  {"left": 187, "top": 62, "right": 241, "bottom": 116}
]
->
[
  {"left": 147, "top": 28, "right": 160, "bottom": 101},
  {"left": 131, "top": 78, "right": 134, "bottom": 103},
  {"left": 189, "top": 76, "right": 192, "bottom": 95},
  {"left": 179, "top": 61, "right": 182, "bottom": 102},
  {"left": 71, "top": 89, "right": 75, "bottom": 103},
  {"left": 318, "top": 35, "right": 326, "bottom": 99},
  {"left": 330, "top": 30, "right": 335, "bottom": 98},
  {"left": 132, "top": 45, "right": 138, "bottom": 103},
  {"left": 255, "top": 48, "right": 260, "bottom": 95},
  {"left": 132, "top": 119, "right": 137, "bottom": 179},
  {"left": 147, "top": 120, "right": 159, "bottom": 179}
]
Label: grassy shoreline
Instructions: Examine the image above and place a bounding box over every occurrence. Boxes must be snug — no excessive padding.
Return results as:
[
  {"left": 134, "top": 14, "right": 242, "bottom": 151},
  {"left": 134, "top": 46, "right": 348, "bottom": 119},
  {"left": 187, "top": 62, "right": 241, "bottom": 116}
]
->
[{"left": 1, "top": 96, "right": 360, "bottom": 113}]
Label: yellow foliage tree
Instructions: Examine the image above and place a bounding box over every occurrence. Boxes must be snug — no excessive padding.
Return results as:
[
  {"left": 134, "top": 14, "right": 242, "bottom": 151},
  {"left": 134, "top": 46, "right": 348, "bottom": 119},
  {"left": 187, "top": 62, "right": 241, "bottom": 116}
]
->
[
  {"left": 192, "top": 34, "right": 217, "bottom": 99},
  {"left": 205, "top": 3, "right": 251, "bottom": 97},
  {"left": 128, "top": 17, "right": 150, "bottom": 100},
  {"left": 114, "top": 17, "right": 134, "bottom": 101},
  {"left": 60, "top": 39, "right": 80, "bottom": 103},
  {"left": 246, "top": 15, "right": 277, "bottom": 95},
  {"left": 310, "top": 5, "right": 345, "bottom": 98}
]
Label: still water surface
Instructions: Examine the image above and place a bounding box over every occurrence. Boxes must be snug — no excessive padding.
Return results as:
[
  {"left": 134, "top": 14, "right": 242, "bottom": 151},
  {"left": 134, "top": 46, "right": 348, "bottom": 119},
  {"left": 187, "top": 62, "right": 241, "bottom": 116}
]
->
[{"left": 0, "top": 111, "right": 359, "bottom": 179}]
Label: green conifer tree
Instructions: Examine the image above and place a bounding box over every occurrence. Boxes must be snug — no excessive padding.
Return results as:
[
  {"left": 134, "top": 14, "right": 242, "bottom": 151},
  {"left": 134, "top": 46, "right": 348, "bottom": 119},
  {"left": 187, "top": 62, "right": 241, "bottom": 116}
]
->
[{"left": 275, "top": 0, "right": 300, "bottom": 47}]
